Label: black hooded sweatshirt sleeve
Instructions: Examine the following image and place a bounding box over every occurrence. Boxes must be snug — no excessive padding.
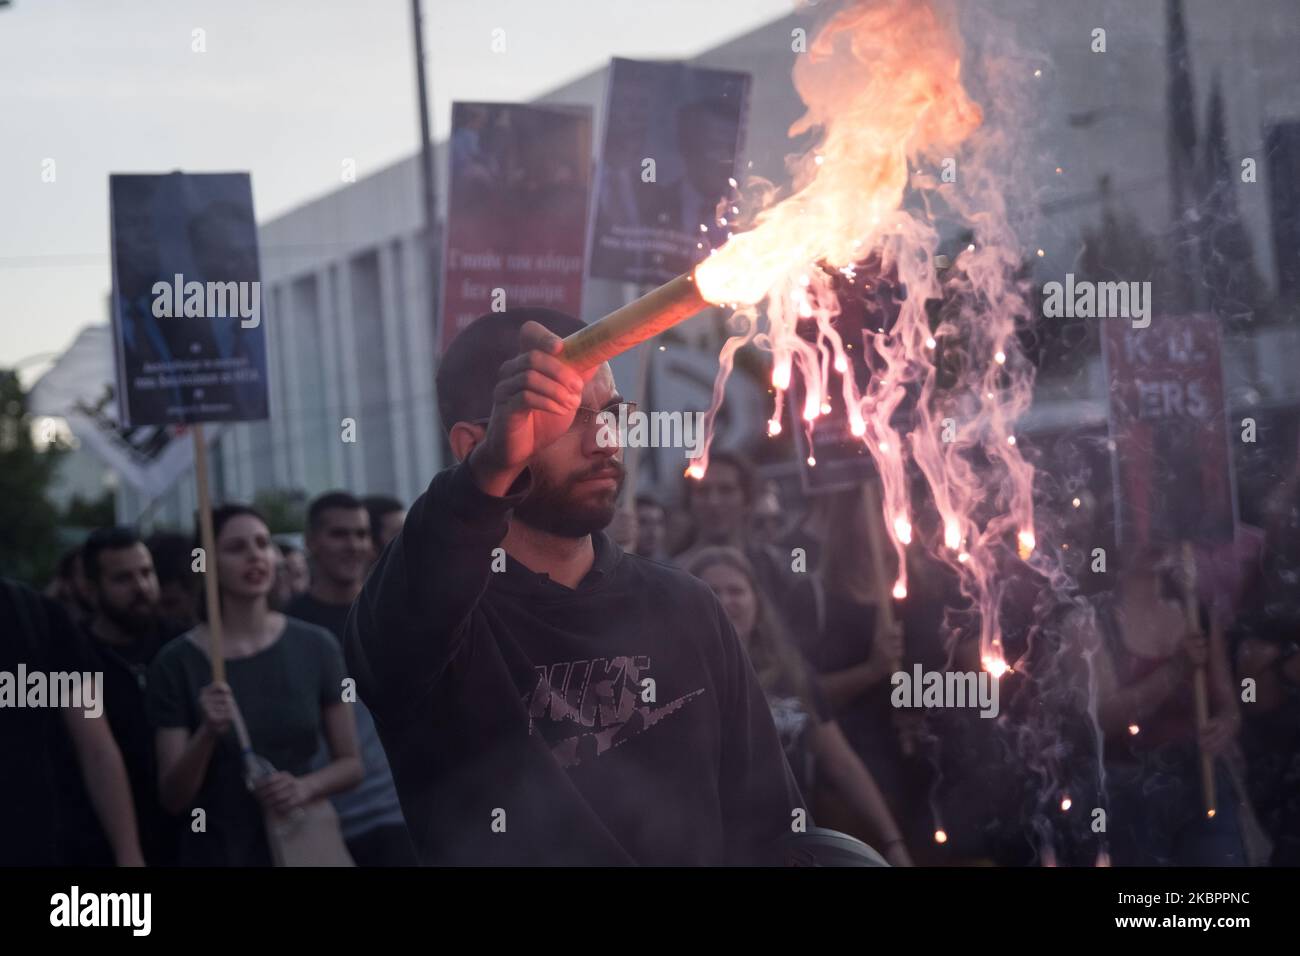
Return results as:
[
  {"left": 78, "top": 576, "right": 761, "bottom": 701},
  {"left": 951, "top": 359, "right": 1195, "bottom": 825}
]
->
[{"left": 345, "top": 462, "right": 805, "bottom": 865}]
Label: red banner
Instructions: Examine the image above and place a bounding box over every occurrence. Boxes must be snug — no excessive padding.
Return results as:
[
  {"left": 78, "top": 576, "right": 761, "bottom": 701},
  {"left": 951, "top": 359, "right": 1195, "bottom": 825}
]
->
[
  {"left": 1102, "top": 314, "right": 1238, "bottom": 548},
  {"left": 439, "top": 102, "right": 592, "bottom": 351}
]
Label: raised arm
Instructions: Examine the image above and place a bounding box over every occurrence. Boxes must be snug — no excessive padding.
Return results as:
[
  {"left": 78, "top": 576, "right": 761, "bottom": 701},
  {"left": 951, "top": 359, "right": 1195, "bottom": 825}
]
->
[{"left": 345, "top": 321, "right": 587, "bottom": 710}]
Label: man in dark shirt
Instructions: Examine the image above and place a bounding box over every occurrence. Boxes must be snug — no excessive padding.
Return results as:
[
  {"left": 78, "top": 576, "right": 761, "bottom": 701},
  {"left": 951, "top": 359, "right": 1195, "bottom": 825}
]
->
[
  {"left": 346, "top": 308, "right": 804, "bottom": 865},
  {"left": 1, "top": 577, "right": 144, "bottom": 866},
  {"left": 676, "top": 450, "right": 812, "bottom": 633},
  {"left": 287, "top": 492, "right": 415, "bottom": 866},
  {"left": 79, "top": 526, "right": 182, "bottom": 865}
]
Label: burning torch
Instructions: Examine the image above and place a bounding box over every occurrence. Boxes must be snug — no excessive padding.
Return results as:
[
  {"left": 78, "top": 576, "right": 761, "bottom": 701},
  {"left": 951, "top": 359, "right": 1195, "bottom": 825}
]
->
[{"left": 558, "top": 273, "right": 711, "bottom": 372}]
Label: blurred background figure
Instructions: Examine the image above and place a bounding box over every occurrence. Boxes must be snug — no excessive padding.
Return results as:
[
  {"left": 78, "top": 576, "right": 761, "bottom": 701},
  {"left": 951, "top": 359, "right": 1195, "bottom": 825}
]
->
[
  {"left": 363, "top": 495, "right": 406, "bottom": 563},
  {"left": 1, "top": 576, "right": 144, "bottom": 867},
  {"left": 44, "top": 545, "right": 96, "bottom": 625},
  {"left": 147, "top": 531, "right": 200, "bottom": 630},
  {"left": 1093, "top": 546, "right": 1246, "bottom": 866},
  {"left": 148, "top": 503, "right": 362, "bottom": 866},
  {"left": 81, "top": 526, "right": 182, "bottom": 865},
  {"left": 271, "top": 540, "right": 309, "bottom": 610},
  {"left": 633, "top": 493, "right": 670, "bottom": 561},
  {"left": 686, "top": 546, "right": 913, "bottom": 867},
  {"left": 675, "top": 450, "right": 807, "bottom": 629},
  {"left": 750, "top": 480, "right": 788, "bottom": 548},
  {"left": 793, "top": 486, "right": 923, "bottom": 849},
  {"left": 287, "top": 492, "right": 416, "bottom": 866}
]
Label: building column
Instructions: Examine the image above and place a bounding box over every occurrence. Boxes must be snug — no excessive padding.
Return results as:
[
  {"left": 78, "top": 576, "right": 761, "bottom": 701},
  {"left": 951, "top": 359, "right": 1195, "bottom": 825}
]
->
[{"left": 378, "top": 241, "right": 414, "bottom": 501}]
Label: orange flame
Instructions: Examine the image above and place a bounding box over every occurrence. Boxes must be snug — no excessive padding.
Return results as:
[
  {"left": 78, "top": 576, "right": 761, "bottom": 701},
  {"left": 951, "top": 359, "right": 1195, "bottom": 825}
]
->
[{"left": 689, "top": 0, "right": 1037, "bottom": 667}]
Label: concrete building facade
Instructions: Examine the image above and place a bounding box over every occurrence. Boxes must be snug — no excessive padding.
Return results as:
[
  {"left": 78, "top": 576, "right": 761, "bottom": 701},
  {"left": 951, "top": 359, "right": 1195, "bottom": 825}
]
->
[{"left": 108, "top": 0, "right": 1300, "bottom": 527}]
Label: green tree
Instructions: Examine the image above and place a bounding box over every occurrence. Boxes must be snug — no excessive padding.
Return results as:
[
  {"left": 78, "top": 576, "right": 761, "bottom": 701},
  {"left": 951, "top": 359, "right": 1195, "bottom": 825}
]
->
[
  {"left": 253, "top": 488, "right": 308, "bottom": 535},
  {"left": 0, "top": 370, "right": 66, "bottom": 584},
  {"left": 63, "top": 490, "right": 117, "bottom": 530}
]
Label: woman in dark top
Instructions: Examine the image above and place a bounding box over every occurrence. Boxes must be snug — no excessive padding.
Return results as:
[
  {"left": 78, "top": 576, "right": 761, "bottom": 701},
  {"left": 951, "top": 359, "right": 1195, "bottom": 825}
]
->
[
  {"left": 795, "top": 486, "right": 941, "bottom": 840},
  {"left": 147, "top": 505, "right": 362, "bottom": 866},
  {"left": 1093, "top": 548, "right": 1245, "bottom": 865},
  {"left": 686, "top": 546, "right": 913, "bottom": 866}
]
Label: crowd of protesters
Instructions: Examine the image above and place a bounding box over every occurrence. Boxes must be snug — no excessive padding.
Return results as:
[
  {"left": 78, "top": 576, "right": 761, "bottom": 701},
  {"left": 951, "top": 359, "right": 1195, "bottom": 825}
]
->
[{"left": 3, "top": 437, "right": 1299, "bottom": 866}]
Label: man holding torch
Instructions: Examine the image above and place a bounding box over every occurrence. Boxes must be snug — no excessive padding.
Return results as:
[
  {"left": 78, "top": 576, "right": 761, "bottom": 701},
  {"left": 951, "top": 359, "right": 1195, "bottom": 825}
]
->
[{"left": 345, "top": 306, "right": 805, "bottom": 865}]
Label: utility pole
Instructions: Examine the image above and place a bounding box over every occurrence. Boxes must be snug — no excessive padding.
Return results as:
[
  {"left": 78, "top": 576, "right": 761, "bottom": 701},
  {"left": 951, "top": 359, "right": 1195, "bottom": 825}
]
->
[{"left": 411, "top": 0, "right": 440, "bottom": 348}]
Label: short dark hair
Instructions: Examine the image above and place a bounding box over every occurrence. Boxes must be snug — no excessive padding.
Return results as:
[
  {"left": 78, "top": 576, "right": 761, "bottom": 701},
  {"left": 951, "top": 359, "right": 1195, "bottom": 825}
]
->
[
  {"left": 83, "top": 527, "right": 143, "bottom": 582},
  {"left": 436, "top": 308, "right": 586, "bottom": 430},
  {"left": 307, "top": 491, "right": 366, "bottom": 532},
  {"left": 362, "top": 495, "right": 403, "bottom": 538},
  {"left": 684, "top": 450, "right": 756, "bottom": 505},
  {"left": 204, "top": 504, "right": 267, "bottom": 544}
]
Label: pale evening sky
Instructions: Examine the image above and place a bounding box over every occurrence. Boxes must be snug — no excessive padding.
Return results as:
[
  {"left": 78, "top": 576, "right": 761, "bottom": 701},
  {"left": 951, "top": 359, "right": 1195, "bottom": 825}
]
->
[{"left": 0, "top": 0, "right": 793, "bottom": 380}]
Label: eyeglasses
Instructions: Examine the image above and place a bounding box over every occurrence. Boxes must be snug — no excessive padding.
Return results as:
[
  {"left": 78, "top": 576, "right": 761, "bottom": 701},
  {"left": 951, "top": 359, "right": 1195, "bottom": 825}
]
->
[
  {"left": 572, "top": 401, "right": 637, "bottom": 433},
  {"left": 470, "top": 401, "right": 637, "bottom": 434}
]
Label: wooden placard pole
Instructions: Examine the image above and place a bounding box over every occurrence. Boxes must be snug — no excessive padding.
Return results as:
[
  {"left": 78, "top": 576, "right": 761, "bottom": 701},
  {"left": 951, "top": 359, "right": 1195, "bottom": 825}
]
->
[
  {"left": 192, "top": 424, "right": 225, "bottom": 684},
  {"left": 1180, "top": 541, "right": 1216, "bottom": 818}
]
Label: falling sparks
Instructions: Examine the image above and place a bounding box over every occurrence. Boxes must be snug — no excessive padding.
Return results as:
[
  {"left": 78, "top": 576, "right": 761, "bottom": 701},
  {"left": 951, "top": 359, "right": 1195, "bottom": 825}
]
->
[
  {"left": 983, "top": 654, "right": 1009, "bottom": 678},
  {"left": 1072, "top": 496, "right": 1081, "bottom": 508},
  {"left": 686, "top": 463, "right": 705, "bottom": 480},
  {"left": 894, "top": 516, "right": 913, "bottom": 545},
  {"left": 934, "top": 829, "right": 948, "bottom": 845},
  {"left": 1128, "top": 723, "right": 1140, "bottom": 736},
  {"left": 1017, "top": 529, "right": 1036, "bottom": 560},
  {"left": 1060, "top": 796, "right": 1072, "bottom": 812},
  {"left": 772, "top": 359, "right": 792, "bottom": 391},
  {"left": 686, "top": 0, "right": 1038, "bottom": 674}
]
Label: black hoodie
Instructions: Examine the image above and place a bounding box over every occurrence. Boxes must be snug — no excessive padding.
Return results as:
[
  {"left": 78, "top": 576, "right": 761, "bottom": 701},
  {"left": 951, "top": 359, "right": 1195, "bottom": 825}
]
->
[{"left": 345, "top": 462, "right": 805, "bottom": 865}]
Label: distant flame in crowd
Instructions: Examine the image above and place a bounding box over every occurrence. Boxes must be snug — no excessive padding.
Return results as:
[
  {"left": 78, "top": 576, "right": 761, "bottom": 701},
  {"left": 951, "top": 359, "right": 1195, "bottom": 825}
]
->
[{"left": 690, "top": 0, "right": 1036, "bottom": 669}]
